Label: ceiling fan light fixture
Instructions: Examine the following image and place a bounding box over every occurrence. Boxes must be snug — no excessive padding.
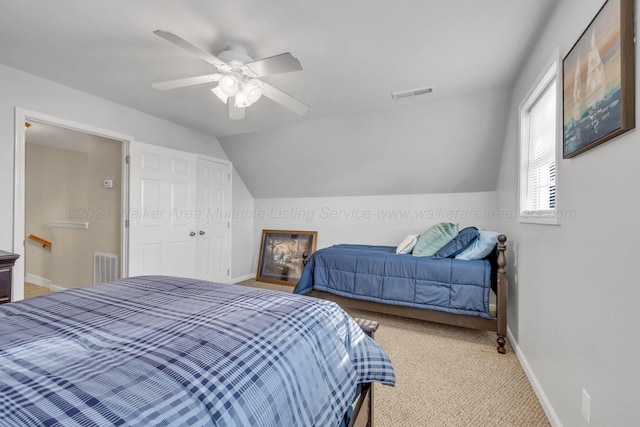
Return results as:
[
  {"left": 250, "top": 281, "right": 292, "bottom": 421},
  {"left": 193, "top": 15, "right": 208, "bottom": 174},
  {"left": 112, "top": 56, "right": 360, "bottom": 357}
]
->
[
  {"left": 219, "top": 73, "right": 240, "bottom": 96},
  {"left": 234, "top": 90, "right": 250, "bottom": 108},
  {"left": 152, "top": 31, "right": 309, "bottom": 119},
  {"left": 244, "top": 79, "right": 263, "bottom": 104},
  {"left": 211, "top": 85, "right": 229, "bottom": 103}
]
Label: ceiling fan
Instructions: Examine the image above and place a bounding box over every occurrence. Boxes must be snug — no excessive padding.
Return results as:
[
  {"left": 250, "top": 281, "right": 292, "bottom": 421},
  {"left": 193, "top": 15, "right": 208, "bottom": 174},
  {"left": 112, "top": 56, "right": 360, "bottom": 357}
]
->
[{"left": 152, "top": 30, "right": 309, "bottom": 120}]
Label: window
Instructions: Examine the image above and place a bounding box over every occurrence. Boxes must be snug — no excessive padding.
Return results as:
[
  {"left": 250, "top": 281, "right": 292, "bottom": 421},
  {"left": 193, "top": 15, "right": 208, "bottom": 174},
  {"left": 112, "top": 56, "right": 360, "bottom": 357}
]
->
[{"left": 519, "top": 53, "right": 560, "bottom": 224}]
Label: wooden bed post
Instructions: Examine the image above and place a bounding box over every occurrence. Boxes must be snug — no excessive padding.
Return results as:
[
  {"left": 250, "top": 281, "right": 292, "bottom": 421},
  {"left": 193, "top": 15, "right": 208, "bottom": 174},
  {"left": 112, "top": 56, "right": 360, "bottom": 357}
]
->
[{"left": 496, "top": 235, "right": 508, "bottom": 354}]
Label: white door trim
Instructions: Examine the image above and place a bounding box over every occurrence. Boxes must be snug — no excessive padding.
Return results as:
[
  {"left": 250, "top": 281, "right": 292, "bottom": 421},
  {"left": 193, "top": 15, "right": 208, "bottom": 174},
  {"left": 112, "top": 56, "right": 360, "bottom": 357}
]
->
[{"left": 13, "top": 107, "right": 132, "bottom": 301}]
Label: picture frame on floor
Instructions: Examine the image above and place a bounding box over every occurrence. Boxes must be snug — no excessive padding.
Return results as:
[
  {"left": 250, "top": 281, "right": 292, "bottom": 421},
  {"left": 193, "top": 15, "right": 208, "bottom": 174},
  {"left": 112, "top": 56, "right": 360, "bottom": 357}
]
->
[{"left": 256, "top": 230, "right": 317, "bottom": 286}]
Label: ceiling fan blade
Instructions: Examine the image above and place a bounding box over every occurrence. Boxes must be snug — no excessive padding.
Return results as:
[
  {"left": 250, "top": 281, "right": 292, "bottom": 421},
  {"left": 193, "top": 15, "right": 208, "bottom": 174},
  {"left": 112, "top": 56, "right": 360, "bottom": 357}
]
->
[
  {"left": 152, "top": 74, "right": 222, "bottom": 90},
  {"left": 229, "top": 102, "right": 246, "bottom": 120},
  {"left": 261, "top": 82, "right": 310, "bottom": 115},
  {"left": 154, "top": 30, "right": 229, "bottom": 71},
  {"left": 245, "top": 52, "right": 303, "bottom": 77}
]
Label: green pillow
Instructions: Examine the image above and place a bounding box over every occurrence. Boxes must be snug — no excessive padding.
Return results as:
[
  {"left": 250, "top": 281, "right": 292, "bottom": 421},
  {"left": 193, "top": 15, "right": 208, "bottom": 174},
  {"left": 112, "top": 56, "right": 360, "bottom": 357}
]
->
[{"left": 412, "top": 222, "right": 459, "bottom": 257}]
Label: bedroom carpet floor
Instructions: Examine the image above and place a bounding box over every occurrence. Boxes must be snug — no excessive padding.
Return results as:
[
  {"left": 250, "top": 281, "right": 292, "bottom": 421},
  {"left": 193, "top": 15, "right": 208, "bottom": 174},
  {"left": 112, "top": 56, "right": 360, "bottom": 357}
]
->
[
  {"left": 238, "top": 279, "right": 550, "bottom": 427},
  {"left": 24, "top": 283, "right": 51, "bottom": 298}
]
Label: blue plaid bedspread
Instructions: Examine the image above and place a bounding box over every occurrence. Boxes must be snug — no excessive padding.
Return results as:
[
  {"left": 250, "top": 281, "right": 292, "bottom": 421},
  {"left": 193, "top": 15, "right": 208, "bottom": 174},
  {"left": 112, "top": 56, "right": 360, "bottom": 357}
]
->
[{"left": 0, "top": 276, "right": 395, "bottom": 426}]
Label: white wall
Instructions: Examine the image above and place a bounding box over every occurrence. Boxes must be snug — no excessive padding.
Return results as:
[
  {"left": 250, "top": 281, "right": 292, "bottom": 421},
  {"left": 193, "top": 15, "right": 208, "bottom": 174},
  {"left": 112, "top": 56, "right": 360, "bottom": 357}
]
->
[
  {"left": 253, "top": 191, "right": 498, "bottom": 273},
  {"left": 0, "top": 63, "right": 254, "bottom": 282},
  {"left": 496, "top": 0, "right": 640, "bottom": 425}
]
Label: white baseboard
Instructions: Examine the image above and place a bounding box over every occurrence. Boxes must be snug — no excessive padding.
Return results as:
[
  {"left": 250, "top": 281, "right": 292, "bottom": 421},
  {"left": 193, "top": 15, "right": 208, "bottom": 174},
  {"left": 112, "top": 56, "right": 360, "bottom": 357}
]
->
[
  {"left": 25, "top": 273, "right": 66, "bottom": 292},
  {"left": 231, "top": 274, "right": 255, "bottom": 284},
  {"left": 508, "top": 327, "right": 563, "bottom": 427},
  {"left": 25, "top": 273, "right": 52, "bottom": 289}
]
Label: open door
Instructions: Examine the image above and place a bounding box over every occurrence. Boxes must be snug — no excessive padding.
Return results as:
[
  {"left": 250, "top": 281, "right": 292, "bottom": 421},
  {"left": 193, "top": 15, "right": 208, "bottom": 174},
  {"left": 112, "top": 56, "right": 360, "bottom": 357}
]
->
[{"left": 13, "top": 108, "right": 130, "bottom": 301}]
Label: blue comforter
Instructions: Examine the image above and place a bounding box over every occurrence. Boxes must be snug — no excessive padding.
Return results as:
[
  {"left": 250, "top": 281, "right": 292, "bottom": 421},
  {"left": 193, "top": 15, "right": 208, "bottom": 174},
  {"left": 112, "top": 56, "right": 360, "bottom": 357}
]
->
[
  {"left": 294, "top": 244, "right": 493, "bottom": 319},
  {"left": 0, "top": 276, "right": 394, "bottom": 427}
]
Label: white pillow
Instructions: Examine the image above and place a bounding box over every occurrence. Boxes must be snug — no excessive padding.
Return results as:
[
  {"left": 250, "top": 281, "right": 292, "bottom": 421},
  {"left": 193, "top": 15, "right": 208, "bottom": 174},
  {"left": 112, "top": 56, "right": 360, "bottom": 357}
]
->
[{"left": 395, "top": 234, "right": 419, "bottom": 254}]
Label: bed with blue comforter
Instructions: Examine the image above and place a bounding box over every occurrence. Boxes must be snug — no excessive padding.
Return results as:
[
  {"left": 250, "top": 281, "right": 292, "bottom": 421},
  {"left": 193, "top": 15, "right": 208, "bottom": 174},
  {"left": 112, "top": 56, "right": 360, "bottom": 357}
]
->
[
  {"left": 295, "top": 244, "right": 493, "bottom": 318},
  {"left": 294, "top": 239, "right": 509, "bottom": 354},
  {"left": 0, "top": 276, "right": 395, "bottom": 426}
]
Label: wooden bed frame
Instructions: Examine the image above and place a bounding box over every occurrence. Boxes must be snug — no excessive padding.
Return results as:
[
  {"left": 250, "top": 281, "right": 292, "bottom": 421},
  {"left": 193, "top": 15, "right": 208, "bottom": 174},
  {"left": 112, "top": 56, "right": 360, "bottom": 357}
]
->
[
  {"left": 308, "top": 235, "right": 509, "bottom": 354},
  {"left": 349, "top": 382, "right": 373, "bottom": 427},
  {"left": 349, "top": 318, "right": 379, "bottom": 427}
]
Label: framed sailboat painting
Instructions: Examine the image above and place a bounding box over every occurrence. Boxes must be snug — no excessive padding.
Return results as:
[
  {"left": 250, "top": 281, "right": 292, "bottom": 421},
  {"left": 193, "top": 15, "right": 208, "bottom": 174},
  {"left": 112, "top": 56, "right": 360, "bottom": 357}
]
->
[{"left": 562, "top": 0, "right": 635, "bottom": 158}]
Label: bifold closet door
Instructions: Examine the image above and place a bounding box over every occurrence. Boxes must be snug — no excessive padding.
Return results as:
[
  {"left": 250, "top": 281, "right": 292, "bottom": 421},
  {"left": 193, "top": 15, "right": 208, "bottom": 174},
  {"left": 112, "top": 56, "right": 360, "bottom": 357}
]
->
[
  {"left": 129, "top": 141, "right": 197, "bottom": 278},
  {"left": 196, "top": 157, "right": 231, "bottom": 283}
]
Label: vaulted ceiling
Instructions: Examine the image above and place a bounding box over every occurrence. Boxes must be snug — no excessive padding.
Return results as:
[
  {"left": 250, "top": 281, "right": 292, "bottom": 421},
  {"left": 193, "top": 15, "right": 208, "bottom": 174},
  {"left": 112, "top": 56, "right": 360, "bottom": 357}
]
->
[{"left": 0, "top": 0, "right": 557, "bottom": 198}]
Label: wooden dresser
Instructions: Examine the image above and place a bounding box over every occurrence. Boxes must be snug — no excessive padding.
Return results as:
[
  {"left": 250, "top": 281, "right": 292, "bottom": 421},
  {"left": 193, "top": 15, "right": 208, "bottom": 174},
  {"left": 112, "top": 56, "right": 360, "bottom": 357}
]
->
[{"left": 0, "top": 250, "right": 19, "bottom": 304}]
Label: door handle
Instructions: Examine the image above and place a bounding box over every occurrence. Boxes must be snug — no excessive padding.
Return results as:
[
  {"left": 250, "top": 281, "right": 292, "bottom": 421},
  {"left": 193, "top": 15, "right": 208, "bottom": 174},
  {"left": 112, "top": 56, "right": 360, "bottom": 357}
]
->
[
  {"left": 199, "top": 231, "right": 205, "bottom": 235},
  {"left": 189, "top": 231, "right": 196, "bottom": 237}
]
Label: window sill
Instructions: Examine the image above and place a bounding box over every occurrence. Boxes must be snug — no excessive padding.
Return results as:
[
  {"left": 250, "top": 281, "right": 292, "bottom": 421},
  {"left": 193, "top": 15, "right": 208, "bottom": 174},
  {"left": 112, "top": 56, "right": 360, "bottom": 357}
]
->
[{"left": 518, "top": 214, "right": 560, "bottom": 225}]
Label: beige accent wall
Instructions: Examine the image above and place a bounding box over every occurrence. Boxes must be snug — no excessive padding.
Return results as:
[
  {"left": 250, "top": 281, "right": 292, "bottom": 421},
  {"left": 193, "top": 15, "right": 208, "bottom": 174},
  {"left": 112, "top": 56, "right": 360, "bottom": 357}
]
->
[
  {"left": 25, "top": 135, "right": 121, "bottom": 289},
  {"left": 86, "top": 135, "right": 122, "bottom": 276}
]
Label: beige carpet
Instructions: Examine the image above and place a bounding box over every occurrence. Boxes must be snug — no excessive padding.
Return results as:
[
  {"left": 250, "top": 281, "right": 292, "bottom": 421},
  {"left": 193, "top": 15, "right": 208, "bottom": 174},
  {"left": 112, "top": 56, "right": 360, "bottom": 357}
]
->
[
  {"left": 237, "top": 279, "right": 549, "bottom": 427},
  {"left": 24, "top": 283, "right": 52, "bottom": 299}
]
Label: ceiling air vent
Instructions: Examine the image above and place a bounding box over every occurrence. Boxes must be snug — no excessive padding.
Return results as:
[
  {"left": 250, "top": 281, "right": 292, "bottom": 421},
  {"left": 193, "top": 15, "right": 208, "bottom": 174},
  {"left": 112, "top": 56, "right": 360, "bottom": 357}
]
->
[{"left": 391, "top": 86, "right": 435, "bottom": 101}]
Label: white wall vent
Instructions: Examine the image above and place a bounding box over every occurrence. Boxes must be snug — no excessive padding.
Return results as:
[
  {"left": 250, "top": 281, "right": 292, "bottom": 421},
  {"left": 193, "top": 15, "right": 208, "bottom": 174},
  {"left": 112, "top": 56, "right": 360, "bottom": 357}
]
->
[
  {"left": 94, "top": 252, "right": 118, "bottom": 284},
  {"left": 391, "top": 86, "right": 435, "bottom": 101}
]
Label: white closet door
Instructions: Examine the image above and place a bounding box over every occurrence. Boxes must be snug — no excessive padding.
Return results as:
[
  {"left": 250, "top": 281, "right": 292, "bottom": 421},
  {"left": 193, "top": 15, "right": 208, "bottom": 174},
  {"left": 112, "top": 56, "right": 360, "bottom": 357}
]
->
[
  {"left": 196, "top": 157, "right": 232, "bottom": 283},
  {"left": 129, "top": 142, "right": 197, "bottom": 278}
]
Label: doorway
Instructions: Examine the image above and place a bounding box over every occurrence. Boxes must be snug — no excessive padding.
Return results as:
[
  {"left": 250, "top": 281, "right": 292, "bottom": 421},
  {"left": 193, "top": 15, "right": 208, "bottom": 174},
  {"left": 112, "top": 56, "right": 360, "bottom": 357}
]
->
[{"left": 13, "top": 109, "right": 131, "bottom": 301}]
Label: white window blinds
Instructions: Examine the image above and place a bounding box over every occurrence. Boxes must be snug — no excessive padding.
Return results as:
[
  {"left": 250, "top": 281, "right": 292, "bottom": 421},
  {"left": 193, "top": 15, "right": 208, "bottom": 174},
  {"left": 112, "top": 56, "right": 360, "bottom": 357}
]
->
[{"left": 523, "top": 80, "right": 556, "bottom": 213}]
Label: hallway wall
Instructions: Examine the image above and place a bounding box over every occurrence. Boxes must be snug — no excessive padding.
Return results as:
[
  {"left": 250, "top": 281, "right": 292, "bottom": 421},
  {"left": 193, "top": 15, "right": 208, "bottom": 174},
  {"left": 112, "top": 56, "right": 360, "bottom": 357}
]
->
[{"left": 25, "top": 134, "right": 121, "bottom": 289}]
